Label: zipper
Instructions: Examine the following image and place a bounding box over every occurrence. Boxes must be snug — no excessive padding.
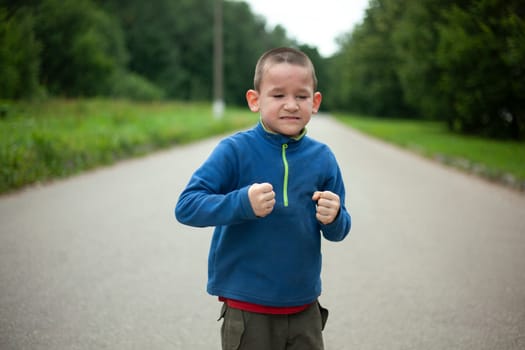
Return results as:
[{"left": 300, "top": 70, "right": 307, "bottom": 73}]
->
[{"left": 281, "top": 144, "right": 289, "bottom": 207}]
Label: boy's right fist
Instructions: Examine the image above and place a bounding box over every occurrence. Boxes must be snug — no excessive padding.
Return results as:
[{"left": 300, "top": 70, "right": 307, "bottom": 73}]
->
[{"left": 248, "top": 183, "right": 275, "bottom": 217}]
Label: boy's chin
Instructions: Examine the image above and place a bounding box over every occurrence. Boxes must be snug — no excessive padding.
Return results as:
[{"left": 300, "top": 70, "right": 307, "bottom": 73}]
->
[
  {"left": 280, "top": 128, "right": 304, "bottom": 138},
  {"left": 263, "top": 120, "right": 306, "bottom": 138}
]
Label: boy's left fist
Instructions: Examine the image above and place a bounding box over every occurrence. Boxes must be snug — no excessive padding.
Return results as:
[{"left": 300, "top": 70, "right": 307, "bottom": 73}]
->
[{"left": 312, "top": 191, "right": 340, "bottom": 225}]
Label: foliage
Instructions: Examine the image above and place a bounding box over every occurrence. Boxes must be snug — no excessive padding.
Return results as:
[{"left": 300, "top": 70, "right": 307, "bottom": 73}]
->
[
  {"left": 326, "top": 0, "right": 414, "bottom": 117},
  {"left": 1, "top": 0, "right": 523, "bottom": 139},
  {"left": 0, "top": 99, "right": 258, "bottom": 193},
  {"left": 336, "top": 114, "right": 525, "bottom": 189},
  {"left": 109, "top": 70, "right": 165, "bottom": 101},
  {"left": 1, "top": 0, "right": 297, "bottom": 102},
  {"left": 97, "top": 0, "right": 297, "bottom": 103},
  {"left": 391, "top": 0, "right": 456, "bottom": 122},
  {"left": 436, "top": 0, "right": 525, "bottom": 139},
  {"left": 330, "top": 0, "right": 525, "bottom": 139},
  {"left": 34, "top": 0, "right": 128, "bottom": 97},
  {"left": 99, "top": 0, "right": 213, "bottom": 100},
  {"left": 222, "top": 0, "right": 272, "bottom": 105},
  {"left": 0, "top": 7, "right": 42, "bottom": 98}
]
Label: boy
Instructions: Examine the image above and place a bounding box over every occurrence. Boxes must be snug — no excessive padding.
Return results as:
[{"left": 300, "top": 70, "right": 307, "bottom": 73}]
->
[{"left": 175, "top": 47, "right": 351, "bottom": 350}]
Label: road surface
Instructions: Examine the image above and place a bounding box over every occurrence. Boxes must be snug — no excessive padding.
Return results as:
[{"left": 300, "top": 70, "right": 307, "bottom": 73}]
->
[{"left": 1, "top": 116, "right": 524, "bottom": 349}]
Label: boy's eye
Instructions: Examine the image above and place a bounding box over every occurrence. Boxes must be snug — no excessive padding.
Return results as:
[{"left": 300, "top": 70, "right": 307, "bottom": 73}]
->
[
  {"left": 296, "top": 96, "right": 308, "bottom": 100},
  {"left": 273, "top": 94, "right": 284, "bottom": 98}
]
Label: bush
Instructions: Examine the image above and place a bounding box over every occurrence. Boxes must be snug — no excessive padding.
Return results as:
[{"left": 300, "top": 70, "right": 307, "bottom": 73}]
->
[{"left": 109, "top": 71, "right": 165, "bottom": 101}]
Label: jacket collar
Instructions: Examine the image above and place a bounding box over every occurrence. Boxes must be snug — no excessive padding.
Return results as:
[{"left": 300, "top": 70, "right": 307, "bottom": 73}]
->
[{"left": 256, "top": 120, "right": 307, "bottom": 147}]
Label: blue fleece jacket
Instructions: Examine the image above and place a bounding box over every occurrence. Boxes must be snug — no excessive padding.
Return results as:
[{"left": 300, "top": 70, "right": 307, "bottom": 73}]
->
[{"left": 175, "top": 122, "right": 351, "bottom": 307}]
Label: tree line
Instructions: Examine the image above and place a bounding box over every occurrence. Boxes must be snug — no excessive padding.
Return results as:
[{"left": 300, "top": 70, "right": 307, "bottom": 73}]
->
[
  {"left": 0, "top": 0, "right": 304, "bottom": 105},
  {"left": 1, "top": 0, "right": 523, "bottom": 139},
  {"left": 325, "top": 0, "right": 524, "bottom": 139}
]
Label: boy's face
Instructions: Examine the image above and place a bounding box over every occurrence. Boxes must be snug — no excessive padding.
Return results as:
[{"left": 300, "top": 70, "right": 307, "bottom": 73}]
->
[{"left": 246, "top": 63, "right": 322, "bottom": 138}]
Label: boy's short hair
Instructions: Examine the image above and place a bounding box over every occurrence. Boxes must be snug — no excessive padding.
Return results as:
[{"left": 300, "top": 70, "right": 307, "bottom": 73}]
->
[{"left": 253, "top": 47, "right": 318, "bottom": 91}]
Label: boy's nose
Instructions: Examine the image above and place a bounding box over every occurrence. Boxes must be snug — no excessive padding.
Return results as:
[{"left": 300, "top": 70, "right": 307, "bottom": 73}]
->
[{"left": 284, "top": 98, "right": 299, "bottom": 111}]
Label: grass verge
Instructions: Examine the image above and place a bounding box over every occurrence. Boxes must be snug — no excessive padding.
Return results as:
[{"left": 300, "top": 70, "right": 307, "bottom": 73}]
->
[
  {"left": 0, "top": 98, "right": 258, "bottom": 194},
  {"left": 335, "top": 114, "right": 525, "bottom": 191}
]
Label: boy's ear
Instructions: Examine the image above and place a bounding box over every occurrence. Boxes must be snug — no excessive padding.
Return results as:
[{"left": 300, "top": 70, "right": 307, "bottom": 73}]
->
[
  {"left": 312, "top": 92, "right": 322, "bottom": 114},
  {"left": 246, "top": 89, "right": 260, "bottom": 112}
]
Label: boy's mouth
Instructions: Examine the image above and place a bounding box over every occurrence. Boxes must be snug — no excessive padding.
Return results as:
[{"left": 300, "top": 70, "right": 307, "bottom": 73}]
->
[{"left": 280, "top": 116, "right": 300, "bottom": 120}]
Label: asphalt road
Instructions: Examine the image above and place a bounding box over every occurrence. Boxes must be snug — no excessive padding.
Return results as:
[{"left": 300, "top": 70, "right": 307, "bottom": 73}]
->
[{"left": 1, "top": 115, "right": 524, "bottom": 350}]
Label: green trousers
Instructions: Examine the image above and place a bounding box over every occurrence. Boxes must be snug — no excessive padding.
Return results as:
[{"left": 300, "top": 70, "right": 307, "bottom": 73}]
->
[{"left": 219, "top": 301, "right": 328, "bottom": 350}]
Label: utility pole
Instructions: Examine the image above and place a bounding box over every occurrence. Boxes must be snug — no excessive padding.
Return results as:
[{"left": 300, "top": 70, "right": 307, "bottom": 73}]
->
[{"left": 213, "top": 0, "right": 224, "bottom": 119}]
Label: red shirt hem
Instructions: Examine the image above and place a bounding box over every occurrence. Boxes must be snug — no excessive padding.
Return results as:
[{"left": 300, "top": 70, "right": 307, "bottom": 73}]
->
[{"left": 219, "top": 297, "right": 313, "bottom": 315}]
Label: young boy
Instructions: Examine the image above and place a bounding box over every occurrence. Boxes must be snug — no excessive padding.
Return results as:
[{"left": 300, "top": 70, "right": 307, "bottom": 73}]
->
[{"left": 175, "top": 47, "right": 351, "bottom": 350}]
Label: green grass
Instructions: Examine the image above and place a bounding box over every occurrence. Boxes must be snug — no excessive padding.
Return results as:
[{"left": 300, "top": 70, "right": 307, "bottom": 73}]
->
[
  {"left": 3, "top": 100, "right": 523, "bottom": 194},
  {"left": 0, "top": 98, "right": 258, "bottom": 194},
  {"left": 335, "top": 114, "right": 525, "bottom": 189}
]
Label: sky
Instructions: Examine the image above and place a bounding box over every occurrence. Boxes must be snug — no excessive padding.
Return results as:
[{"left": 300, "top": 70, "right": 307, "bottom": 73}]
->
[{"left": 241, "top": 0, "right": 370, "bottom": 57}]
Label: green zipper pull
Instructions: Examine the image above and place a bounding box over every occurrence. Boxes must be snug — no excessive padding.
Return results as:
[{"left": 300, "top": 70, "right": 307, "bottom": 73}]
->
[{"left": 282, "top": 144, "right": 289, "bottom": 207}]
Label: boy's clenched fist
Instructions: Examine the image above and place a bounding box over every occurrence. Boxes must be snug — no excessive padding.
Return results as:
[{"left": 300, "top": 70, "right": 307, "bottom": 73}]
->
[{"left": 249, "top": 183, "right": 276, "bottom": 217}]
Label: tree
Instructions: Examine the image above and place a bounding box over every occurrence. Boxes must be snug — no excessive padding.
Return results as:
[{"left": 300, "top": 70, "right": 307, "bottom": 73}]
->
[
  {"left": 0, "top": 6, "right": 41, "bottom": 98},
  {"left": 222, "top": 1, "right": 295, "bottom": 105},
  {"left": 2, "top": 0, "right": 312, "bottom": 103},
  {"left": 390, "top": 0, "right": 459, "bottom": 123},
  {"left": 436, "top": 0, "right": 525, "bottom": 139},
  {"left": 35, "top": 0, "right": 128, "bottom": 96},
  {"left": 327, "top": 0, "right": 413, "bottom": 117}
]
